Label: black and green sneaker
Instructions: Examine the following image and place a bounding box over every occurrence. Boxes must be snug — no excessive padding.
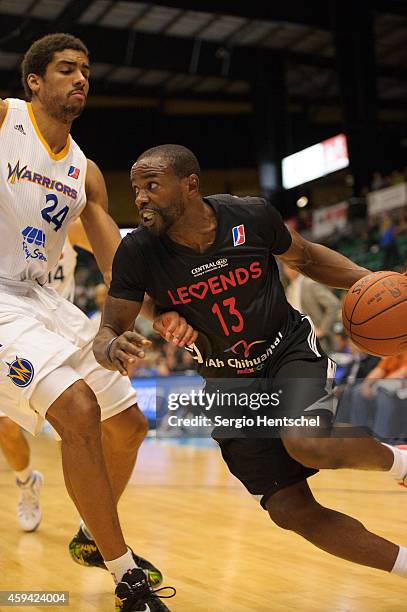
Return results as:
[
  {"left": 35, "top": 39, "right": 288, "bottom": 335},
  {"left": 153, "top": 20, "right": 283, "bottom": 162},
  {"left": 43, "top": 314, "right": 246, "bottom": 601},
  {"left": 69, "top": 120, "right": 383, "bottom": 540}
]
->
[
  {"left": 115, "top": 568, "right": 175, "bottom": 612},
  {"left": 69, "top": 527, "right": 163, "bottom": 588}
]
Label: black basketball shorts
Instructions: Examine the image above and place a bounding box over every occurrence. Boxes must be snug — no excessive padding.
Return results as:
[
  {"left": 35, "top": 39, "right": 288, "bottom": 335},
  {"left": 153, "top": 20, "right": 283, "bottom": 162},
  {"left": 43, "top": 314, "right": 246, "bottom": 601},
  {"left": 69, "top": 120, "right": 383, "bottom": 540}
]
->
[{"left": 212, "top": 318, "right": 338, "bottom": 509}]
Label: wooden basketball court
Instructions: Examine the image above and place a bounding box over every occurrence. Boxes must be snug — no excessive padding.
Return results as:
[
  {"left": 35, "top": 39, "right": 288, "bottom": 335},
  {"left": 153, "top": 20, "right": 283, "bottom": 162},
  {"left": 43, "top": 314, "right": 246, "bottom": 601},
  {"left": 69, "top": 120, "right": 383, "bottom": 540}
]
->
[{"left": 0, "top": 432, "right": 405, "bottom": 611}]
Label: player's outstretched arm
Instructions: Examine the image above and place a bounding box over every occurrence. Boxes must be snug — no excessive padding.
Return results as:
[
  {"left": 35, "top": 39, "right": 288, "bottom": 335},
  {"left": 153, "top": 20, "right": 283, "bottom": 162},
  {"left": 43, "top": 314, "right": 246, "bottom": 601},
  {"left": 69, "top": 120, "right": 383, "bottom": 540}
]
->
[
  {"left": 277, "top": 229, "right": 370, "bottom": 290},
  {"left": 81, "top": 159, "right": 122, "bottom": 285},
  {"left": 93, "top": 295, "right": 150, "bottom": 375}
]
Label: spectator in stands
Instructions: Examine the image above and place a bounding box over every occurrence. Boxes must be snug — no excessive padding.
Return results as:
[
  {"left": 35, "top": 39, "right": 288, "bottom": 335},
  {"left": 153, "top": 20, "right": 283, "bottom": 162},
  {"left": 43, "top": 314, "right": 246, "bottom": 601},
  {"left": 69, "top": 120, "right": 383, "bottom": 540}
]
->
[
  {"left": 282, "top": 264, "right": 340, "bottom": 353},
  {"left": 390, "top": 169, "right": 404, "bottom": 186},
  {"left": 371, "top": 171, "right": 386, "bottom": 191},
  {"left": 379, "top": 212, "right": 400, "bottom": 269},
  {"left": 172, "top": 350, "right": 196, "bottom": 375},
  {"left": 337, "top": 352, "right": 407, "bottom": 438},
  {"left": 335, "top": 340, "right": 380, "bottom": 423}
]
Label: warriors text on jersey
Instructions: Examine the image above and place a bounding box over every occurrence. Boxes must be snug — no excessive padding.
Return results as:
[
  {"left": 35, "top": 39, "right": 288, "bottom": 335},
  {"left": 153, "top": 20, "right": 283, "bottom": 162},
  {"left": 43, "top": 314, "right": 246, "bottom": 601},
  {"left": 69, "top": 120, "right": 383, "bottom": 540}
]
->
[
  {"left": 0, "top": 98, "right": 87, "bottom": 285},
  {"left": 109, "top": 194, "right": 307, "bottom": 378}
]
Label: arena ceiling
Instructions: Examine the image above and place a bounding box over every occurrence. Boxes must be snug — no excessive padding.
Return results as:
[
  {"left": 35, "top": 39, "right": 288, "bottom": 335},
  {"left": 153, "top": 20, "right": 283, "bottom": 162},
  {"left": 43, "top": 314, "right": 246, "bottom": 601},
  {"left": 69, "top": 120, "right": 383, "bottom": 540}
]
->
[{"left": 0, "top": 0, "right": 406, "bottom": 116}]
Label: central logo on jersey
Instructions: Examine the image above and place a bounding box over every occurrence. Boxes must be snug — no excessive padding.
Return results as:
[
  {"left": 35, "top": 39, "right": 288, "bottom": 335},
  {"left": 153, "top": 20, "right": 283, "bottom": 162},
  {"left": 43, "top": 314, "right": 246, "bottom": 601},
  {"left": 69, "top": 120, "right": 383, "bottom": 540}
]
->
[
  {"left": 224, "top": 339, "right": 267, "bottom": 358},
  {"left": 232, "top": 224, "right": 245, "bottom": 246},
  {"left": 7, "top": 161, "right": 78, "bottom": 200},
  {"left": 191, "top": 258, "right": 228, "bottom": 277},
  {"left": 6, "top": 357, "right": 35, "bottom": 388},
  {"left": 21, "top": 226, "right": 47, "bottom": 262},
  {"left": 68, "top": 165, "right": 80, "bottom": 179}
]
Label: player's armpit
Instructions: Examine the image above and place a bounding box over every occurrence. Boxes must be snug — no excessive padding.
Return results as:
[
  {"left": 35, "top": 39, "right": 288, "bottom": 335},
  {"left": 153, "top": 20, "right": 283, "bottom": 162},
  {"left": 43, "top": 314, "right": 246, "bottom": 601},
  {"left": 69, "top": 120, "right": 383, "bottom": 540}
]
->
[{"left": 277, "top": 229, "right": 370, "bottom": 290}]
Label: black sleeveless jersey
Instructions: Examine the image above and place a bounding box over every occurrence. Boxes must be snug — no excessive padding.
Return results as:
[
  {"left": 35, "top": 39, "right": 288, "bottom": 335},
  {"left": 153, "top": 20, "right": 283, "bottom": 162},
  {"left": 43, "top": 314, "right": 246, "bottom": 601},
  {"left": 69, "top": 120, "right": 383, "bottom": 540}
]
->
[{"left": 109, "top": 194, "right": 303, "bottom": 378}]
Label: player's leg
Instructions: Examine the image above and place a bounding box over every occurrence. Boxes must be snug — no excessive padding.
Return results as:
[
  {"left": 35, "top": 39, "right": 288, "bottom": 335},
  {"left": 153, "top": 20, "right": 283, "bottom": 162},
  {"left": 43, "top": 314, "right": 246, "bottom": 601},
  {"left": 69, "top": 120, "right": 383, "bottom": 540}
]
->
[
  {"left": 101, "top": 405, "right": 148, "bottom": 502},
  {"left": 69, "top": 340, "right": 148, "bottom": 503},
  {"left": 0, "top": 414, "right": 30, "bottom": 474},
  {"left": 267, "top": 356, "right": 406, "bottom": 483},
  {"left": 67, "top": 347, "right": 163, "bottom": 587},
  {"left": 0, "top": 414, "right": 43, "bottom": 531},
  {"left": 282, "top": 432, "right": 397, "bottom": 471},
  {"left": 40, "top": 376, "right": 128, "bottom": 564},
  {"left": 42, "top": 375, "right": 172, "bottom": 611},
  {"left": 265, "top": 479, "right": 403, "bottom": 572},
  {"left": 215, "top": 436, "right": 407, "bottom": 577}
]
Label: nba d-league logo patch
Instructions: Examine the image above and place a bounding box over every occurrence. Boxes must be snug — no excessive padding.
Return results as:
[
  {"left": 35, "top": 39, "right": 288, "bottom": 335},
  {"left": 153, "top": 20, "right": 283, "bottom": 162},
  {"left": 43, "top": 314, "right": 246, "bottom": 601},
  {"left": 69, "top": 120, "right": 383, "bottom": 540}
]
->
[
  {"left": 232, "top": 224, "right": 245, "bottom": 246},
  {"left": 68, "top": 165, "right": 80, "bottom": 179}
]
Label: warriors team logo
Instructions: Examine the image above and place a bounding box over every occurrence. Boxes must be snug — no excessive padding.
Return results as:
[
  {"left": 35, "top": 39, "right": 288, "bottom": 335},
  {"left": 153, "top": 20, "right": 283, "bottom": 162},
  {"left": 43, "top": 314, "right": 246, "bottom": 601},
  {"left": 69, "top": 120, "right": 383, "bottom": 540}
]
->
[
  {"left": 7, "top": 357, "right": 35, "bottom": 387},
  {"left": 232, "top": 224, "right": 245, "bottom": 246}
]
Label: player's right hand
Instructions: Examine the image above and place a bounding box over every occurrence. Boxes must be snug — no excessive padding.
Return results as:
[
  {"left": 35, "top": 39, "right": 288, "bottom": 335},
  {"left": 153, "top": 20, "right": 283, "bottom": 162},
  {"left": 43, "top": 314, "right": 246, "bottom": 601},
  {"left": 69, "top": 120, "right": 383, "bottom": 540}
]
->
[{"left": 109, "top": 331, "right": 151, "bottom": 376}]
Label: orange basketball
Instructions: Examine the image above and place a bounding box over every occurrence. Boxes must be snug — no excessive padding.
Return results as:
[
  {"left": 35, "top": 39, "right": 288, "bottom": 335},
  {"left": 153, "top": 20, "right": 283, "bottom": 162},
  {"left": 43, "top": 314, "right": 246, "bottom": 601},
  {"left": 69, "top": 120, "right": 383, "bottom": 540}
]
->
[{"left": 342, "top": 271, "right": 407, "bottom": 356}]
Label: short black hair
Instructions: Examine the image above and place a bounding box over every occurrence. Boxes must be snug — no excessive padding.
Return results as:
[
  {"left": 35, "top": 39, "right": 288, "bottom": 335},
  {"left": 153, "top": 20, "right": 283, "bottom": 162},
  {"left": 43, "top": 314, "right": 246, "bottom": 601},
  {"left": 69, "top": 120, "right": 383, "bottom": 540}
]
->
[
  {"left": 21, "top": 33, "right": 89, "bottom": 100},
  {"left": 137, "top": 144, "right": 201, "bottom": 178}
]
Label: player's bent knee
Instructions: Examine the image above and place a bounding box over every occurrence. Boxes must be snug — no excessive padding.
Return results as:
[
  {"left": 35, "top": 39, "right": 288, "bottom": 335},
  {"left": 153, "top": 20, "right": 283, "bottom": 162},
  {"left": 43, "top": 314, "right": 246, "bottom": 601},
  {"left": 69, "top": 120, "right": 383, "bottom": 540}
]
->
[
  {"left": 267, "top": 491, "right": 321, "bottom": 532},
  {"left": 46, "top": 380, "right": 101, "bottom": 439},
  {"left": 104, "top": 405, "right": 148, "bottom": 447},
  {"left": 132, "top": 405, "right": 149, "bottom": 438}
]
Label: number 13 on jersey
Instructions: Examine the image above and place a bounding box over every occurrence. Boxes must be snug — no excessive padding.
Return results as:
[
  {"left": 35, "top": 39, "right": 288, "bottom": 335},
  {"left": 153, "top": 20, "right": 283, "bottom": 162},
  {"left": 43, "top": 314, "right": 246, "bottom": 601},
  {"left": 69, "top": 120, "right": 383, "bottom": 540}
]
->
[{"left": 211, "top": 297, "right": 244, "bottom": 336}]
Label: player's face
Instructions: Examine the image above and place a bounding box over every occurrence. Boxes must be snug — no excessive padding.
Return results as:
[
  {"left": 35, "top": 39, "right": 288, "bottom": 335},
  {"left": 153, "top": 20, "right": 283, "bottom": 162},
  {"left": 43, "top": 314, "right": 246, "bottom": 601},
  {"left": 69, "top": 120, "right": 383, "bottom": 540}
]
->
[
  {"left": 33, "top": 49, "right": 90, "bottom": 122},
  {"left": 131, "top": 158, "right": 187, "bottom": 236}
]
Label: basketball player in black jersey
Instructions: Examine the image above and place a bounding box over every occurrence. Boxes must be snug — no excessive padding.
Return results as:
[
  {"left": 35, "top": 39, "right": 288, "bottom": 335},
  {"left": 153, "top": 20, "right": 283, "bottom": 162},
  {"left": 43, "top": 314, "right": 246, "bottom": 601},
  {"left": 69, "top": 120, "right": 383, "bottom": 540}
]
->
[{"left": 94, "top": 145, "right": 407, "bottom": 589}]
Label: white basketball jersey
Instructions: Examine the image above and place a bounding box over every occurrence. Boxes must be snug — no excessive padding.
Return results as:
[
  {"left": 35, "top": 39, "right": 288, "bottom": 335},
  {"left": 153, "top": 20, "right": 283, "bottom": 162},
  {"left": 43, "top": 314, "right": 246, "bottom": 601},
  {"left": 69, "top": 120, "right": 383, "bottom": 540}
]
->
[
  {"left": 0, "top": 98, "right": 87, "bottom": 284},
  {"left": 48, "top": 239, "right": 78, "bottom": 302}
]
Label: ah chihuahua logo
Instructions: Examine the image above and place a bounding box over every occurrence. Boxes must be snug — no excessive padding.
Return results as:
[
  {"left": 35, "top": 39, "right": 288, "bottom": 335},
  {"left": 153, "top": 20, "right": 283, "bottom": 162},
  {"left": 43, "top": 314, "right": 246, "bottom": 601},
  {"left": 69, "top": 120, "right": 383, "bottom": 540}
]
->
[{"left": 224, "top": 339, "right": 266, "bottom": 358}]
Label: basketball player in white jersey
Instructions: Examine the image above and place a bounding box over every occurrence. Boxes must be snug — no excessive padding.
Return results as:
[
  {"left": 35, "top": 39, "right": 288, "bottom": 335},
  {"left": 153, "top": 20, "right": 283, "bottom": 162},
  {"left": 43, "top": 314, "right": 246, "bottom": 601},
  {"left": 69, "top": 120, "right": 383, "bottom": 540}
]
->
[
  {"left": 0, "top": 33, "right": 194, "bottom": 611},
  {"left": 0, "top": 221, "right": 91, "bottom": 533}
]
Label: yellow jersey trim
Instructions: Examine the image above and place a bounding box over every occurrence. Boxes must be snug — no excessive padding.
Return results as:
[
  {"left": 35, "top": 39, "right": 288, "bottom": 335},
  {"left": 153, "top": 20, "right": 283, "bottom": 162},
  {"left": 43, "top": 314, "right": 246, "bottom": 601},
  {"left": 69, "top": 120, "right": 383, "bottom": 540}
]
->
[
  {"left": 0, "top": 99, "right": 10, "bottom": 131},
  {"left": 26, "top": 102, "right": 71, "bottom": 161}
]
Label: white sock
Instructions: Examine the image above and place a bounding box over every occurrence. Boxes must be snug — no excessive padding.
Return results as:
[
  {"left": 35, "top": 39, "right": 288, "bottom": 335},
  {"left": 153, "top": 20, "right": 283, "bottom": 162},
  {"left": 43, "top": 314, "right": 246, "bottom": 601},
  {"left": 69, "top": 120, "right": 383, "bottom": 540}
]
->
[
  {"left": 391, "top": 546, "right": 407, "bottom": 577},
  {"left": 104, "top": 549, "right": 138, "bottom": 584},
  {"left": 80, "top": 520, "right": 94, "bottom": 541},
  {"left": 15, "top": 466, "right": 33, "bottom": 484},
  {"left": 383, "top": 444, "right": 407, "bottom": 480}
]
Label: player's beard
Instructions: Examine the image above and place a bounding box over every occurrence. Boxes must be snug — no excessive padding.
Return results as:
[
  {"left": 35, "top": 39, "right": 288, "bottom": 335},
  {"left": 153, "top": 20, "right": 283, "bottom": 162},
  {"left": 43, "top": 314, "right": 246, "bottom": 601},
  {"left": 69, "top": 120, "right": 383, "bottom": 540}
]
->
[
  {"left": 142, "top": 200, "right": 184, "bottom": 236},
  {"left": 45, "top": 91, "right": 86, "bottom": 123}
]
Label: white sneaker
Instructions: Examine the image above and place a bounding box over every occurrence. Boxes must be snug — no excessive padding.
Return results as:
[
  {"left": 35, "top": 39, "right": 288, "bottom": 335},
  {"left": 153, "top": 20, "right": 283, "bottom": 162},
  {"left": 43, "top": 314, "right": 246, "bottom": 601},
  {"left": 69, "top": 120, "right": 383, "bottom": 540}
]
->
[{"left": 16, "top": 471, "right": 44, "bottom": 532}]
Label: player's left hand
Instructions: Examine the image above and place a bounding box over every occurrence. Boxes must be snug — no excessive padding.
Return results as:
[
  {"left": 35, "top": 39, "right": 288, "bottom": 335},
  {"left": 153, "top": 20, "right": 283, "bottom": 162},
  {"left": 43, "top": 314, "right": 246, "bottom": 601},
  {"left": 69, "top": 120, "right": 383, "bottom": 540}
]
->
[{"left": 153, "top": 311, "right": 198, "bottom": 347}]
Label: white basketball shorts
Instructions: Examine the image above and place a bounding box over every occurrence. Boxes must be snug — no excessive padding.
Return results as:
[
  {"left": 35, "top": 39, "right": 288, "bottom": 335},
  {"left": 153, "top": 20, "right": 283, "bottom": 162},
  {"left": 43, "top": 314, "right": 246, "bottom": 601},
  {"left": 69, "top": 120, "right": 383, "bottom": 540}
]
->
[{"left": 0, "top": 281, "right": 136, "bottom": 435}]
